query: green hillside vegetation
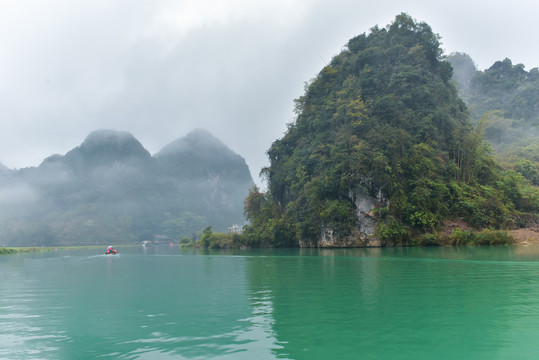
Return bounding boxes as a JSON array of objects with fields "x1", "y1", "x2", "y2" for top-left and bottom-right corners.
[
  {"x1": 448, "y1": 53, "x2": 539, "y2": 187},
  {"x1": 240, "y1": 14, "x2": 539, "y2": 248}
]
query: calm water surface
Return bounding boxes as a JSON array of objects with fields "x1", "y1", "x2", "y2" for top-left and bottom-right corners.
[{"x1": 2, "y1": 246, "x2": 539, "y2": 359}]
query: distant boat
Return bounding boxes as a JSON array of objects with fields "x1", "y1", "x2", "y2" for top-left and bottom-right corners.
[{"x1": 105, "y1": 247, "x2": 118, "y2": 255}]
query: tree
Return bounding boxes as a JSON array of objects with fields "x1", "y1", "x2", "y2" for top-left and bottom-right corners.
[{"x1": 242, "y1": 14, "x2": 535, "y2": 247}]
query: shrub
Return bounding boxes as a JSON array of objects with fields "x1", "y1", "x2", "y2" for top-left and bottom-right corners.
[
  {"x1": 199, "y1": 226, "x2": 244, "y2": 249},
  {"x1": 179, "y1": 237, "x2": 193, "y2": 248},
  {"x1": 408, "y1": 233, "x2": 440, "y2": 247},
  {"x1": 179, "y1": 237, "x2": 192, "y2": 245},
  {"x1": 451, "y1": 228, "x2": 513, "y2": 246},
  {"x1": 376, "y1": 217, "x2": 409, "y2": 245}
]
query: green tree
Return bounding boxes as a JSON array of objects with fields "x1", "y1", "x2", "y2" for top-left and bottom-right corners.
[{"x1": 243, "y1": 14, "x2": 537, "y2": 247}]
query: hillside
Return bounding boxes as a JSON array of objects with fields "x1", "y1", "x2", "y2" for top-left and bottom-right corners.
[
  {"x1": 448, "y1": 53, "x2": 539, "y2": 186},
  {"x1": 0, "y1": 129, "x2": 253, "y2": 246},
  {"x1": 242, "y1": 14, "x2": 539, "y2": 248}
]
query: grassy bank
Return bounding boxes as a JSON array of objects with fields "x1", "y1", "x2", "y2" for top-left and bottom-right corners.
[
  {"x1": 0, "y1": 247, "x2": 44, "y2": 255},
  {"x1": 0, "y1": 245, "x2": 128, "y2": 255}
]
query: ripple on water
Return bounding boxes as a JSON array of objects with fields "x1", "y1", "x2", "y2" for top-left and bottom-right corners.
[{"x1": 4, "y1": 247, "x2": 539, "y2": 359}]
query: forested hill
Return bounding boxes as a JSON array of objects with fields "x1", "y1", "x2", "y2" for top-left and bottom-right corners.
[
  {"x1": 0, "y1": 129, "x2": 253, "y2": 246},
  {"x1": 448, "y1": 53, "x2": 539, "y2": 186},
  {"x1": 242, "y1": 13, "x2": 539, "y2": 248}
]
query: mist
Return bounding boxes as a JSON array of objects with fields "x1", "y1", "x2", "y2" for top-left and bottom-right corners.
[
  {"x1": 1, "y1": 1, "x2": 539, "y2": 188},
  {"x1": 0, "y1": 130, "x2": 253, "y2": 246}
]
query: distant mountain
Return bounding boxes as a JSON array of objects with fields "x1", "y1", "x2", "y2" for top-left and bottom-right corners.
[
  {"x1": 448, "y1": 53, "x2": 539, "y2": 186},
  {"x1": 62, "y1": 129, "x2": 153, "y2": 169},
  {"x1": 0, "y1": 129, "x2": 254, "y2": 246},
  {"x1": 156, "y1": 129, "x2": 250, "y2": 179}
]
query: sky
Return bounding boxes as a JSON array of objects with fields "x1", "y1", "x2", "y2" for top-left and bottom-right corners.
[{"x1": 1, "y1": 0, "x2": 538, "y2": 187}]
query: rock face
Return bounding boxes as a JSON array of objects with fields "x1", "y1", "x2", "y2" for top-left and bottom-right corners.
[
  {"x1": 0, "y1": 129, "x2": 254, "y2": 246},
  {"x1": 314, "y1": 187, "x2": 388, "y2": 247}
]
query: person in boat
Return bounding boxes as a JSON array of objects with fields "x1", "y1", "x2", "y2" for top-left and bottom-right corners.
[{"x1": 106, "y1": 246, "x2": 117, "y2": 254}]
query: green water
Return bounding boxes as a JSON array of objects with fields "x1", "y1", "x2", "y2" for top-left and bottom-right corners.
[{"x1": 2, "y1": 246, "x2": 539, "y2": 359}]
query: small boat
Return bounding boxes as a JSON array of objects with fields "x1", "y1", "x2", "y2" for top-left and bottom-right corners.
[{"x1": 106, "y1": 246, "x2": 118, "y2": 255}]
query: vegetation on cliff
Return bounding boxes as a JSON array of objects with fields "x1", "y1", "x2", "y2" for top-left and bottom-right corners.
[
  {"x1": 241, "y1": 14, "x2": 539, "y2": 247},
  {"x1": 448, "y1": 53, "x2": 539, "y2": 187}
]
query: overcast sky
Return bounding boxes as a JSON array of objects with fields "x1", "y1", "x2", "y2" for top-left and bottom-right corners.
[{"x1": 1, "y1": 0, "x2": 538, "y2": 187}]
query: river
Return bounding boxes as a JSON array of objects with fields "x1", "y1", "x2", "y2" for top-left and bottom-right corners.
[{"x1": 2, "y1": 245, "x2": 539, "y2": 359}]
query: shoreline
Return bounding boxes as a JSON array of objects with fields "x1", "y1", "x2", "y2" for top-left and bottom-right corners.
[
  {"x1": 508, "y1": 228, "x2": 539, "y2": 245},
  {"x1": 0, "y1": 245, "x2": 133, "y2": 255},
  {"x1": 2, "y1": 231, "x2": 539, "y2": 255}
]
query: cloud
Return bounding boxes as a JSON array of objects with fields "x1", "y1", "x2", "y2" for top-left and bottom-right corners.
[
  {"x1": 0, "y1": 184, "x2": 38, "y2": 205},
  {"x1": 0, "y1": 0, "x2": 538, "y2": 189}
]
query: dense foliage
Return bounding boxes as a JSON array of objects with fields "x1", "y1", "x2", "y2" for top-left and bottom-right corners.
[
  {"x1": 448, "y1": 53, "x2": 539, "y2": 187},
  {"x1": 242, "y1": 14, "x2": 538, "y2": 247},
  {"x1": 198, "y1": 226, "x2": 242, "y2": 249}
]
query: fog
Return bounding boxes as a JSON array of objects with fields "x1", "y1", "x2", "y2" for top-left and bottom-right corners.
[
  {"x1": 0, "y1": 130, "x2": 253, "y2": 245},
  {"x1": 1, "y1": 0, "x2": 538, "y2": 187},
  {"x1": 0, "y1": 184, "x2": 38, "y2": 205}
]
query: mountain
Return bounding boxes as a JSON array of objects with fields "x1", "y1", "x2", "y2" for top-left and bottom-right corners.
[
  {"x1": 447, "y1": 53, "x2": 539, "y2": 186},
  {"x1": 0, "y1": 129, "x2": 254, "y2": 246},
  {"x1": 156, "y1": 128, "x2": 252, "y2": 181},
  {"x1": 153, "y1": 129, "x2": 254, "y2": 237},
  {"x1": 242, "y1": 14, "x2": 539, "y2": 248}
]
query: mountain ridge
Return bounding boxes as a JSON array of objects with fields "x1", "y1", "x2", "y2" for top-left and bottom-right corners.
[{"x1": 0, "y1": 129, "x2": 254, "y2": 246}]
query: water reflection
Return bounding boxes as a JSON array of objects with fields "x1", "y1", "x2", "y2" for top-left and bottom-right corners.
[
  {"x1": 237, "y1": 289, "x2": 287, "y2": 359},
  {"x1": 243, "y1": 246, "x2": 539, "y2": 360},
  {"x1": 3, "y1": 246, "x2": 539, "y2": 359}
]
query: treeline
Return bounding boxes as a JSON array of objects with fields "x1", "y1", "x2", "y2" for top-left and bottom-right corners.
[
  {"x1": 448, "y1": 54, "x2": 539, "y2": 187},
  {"x1": 189, "y1": 226, "x2": 516, "y2": 249}
]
